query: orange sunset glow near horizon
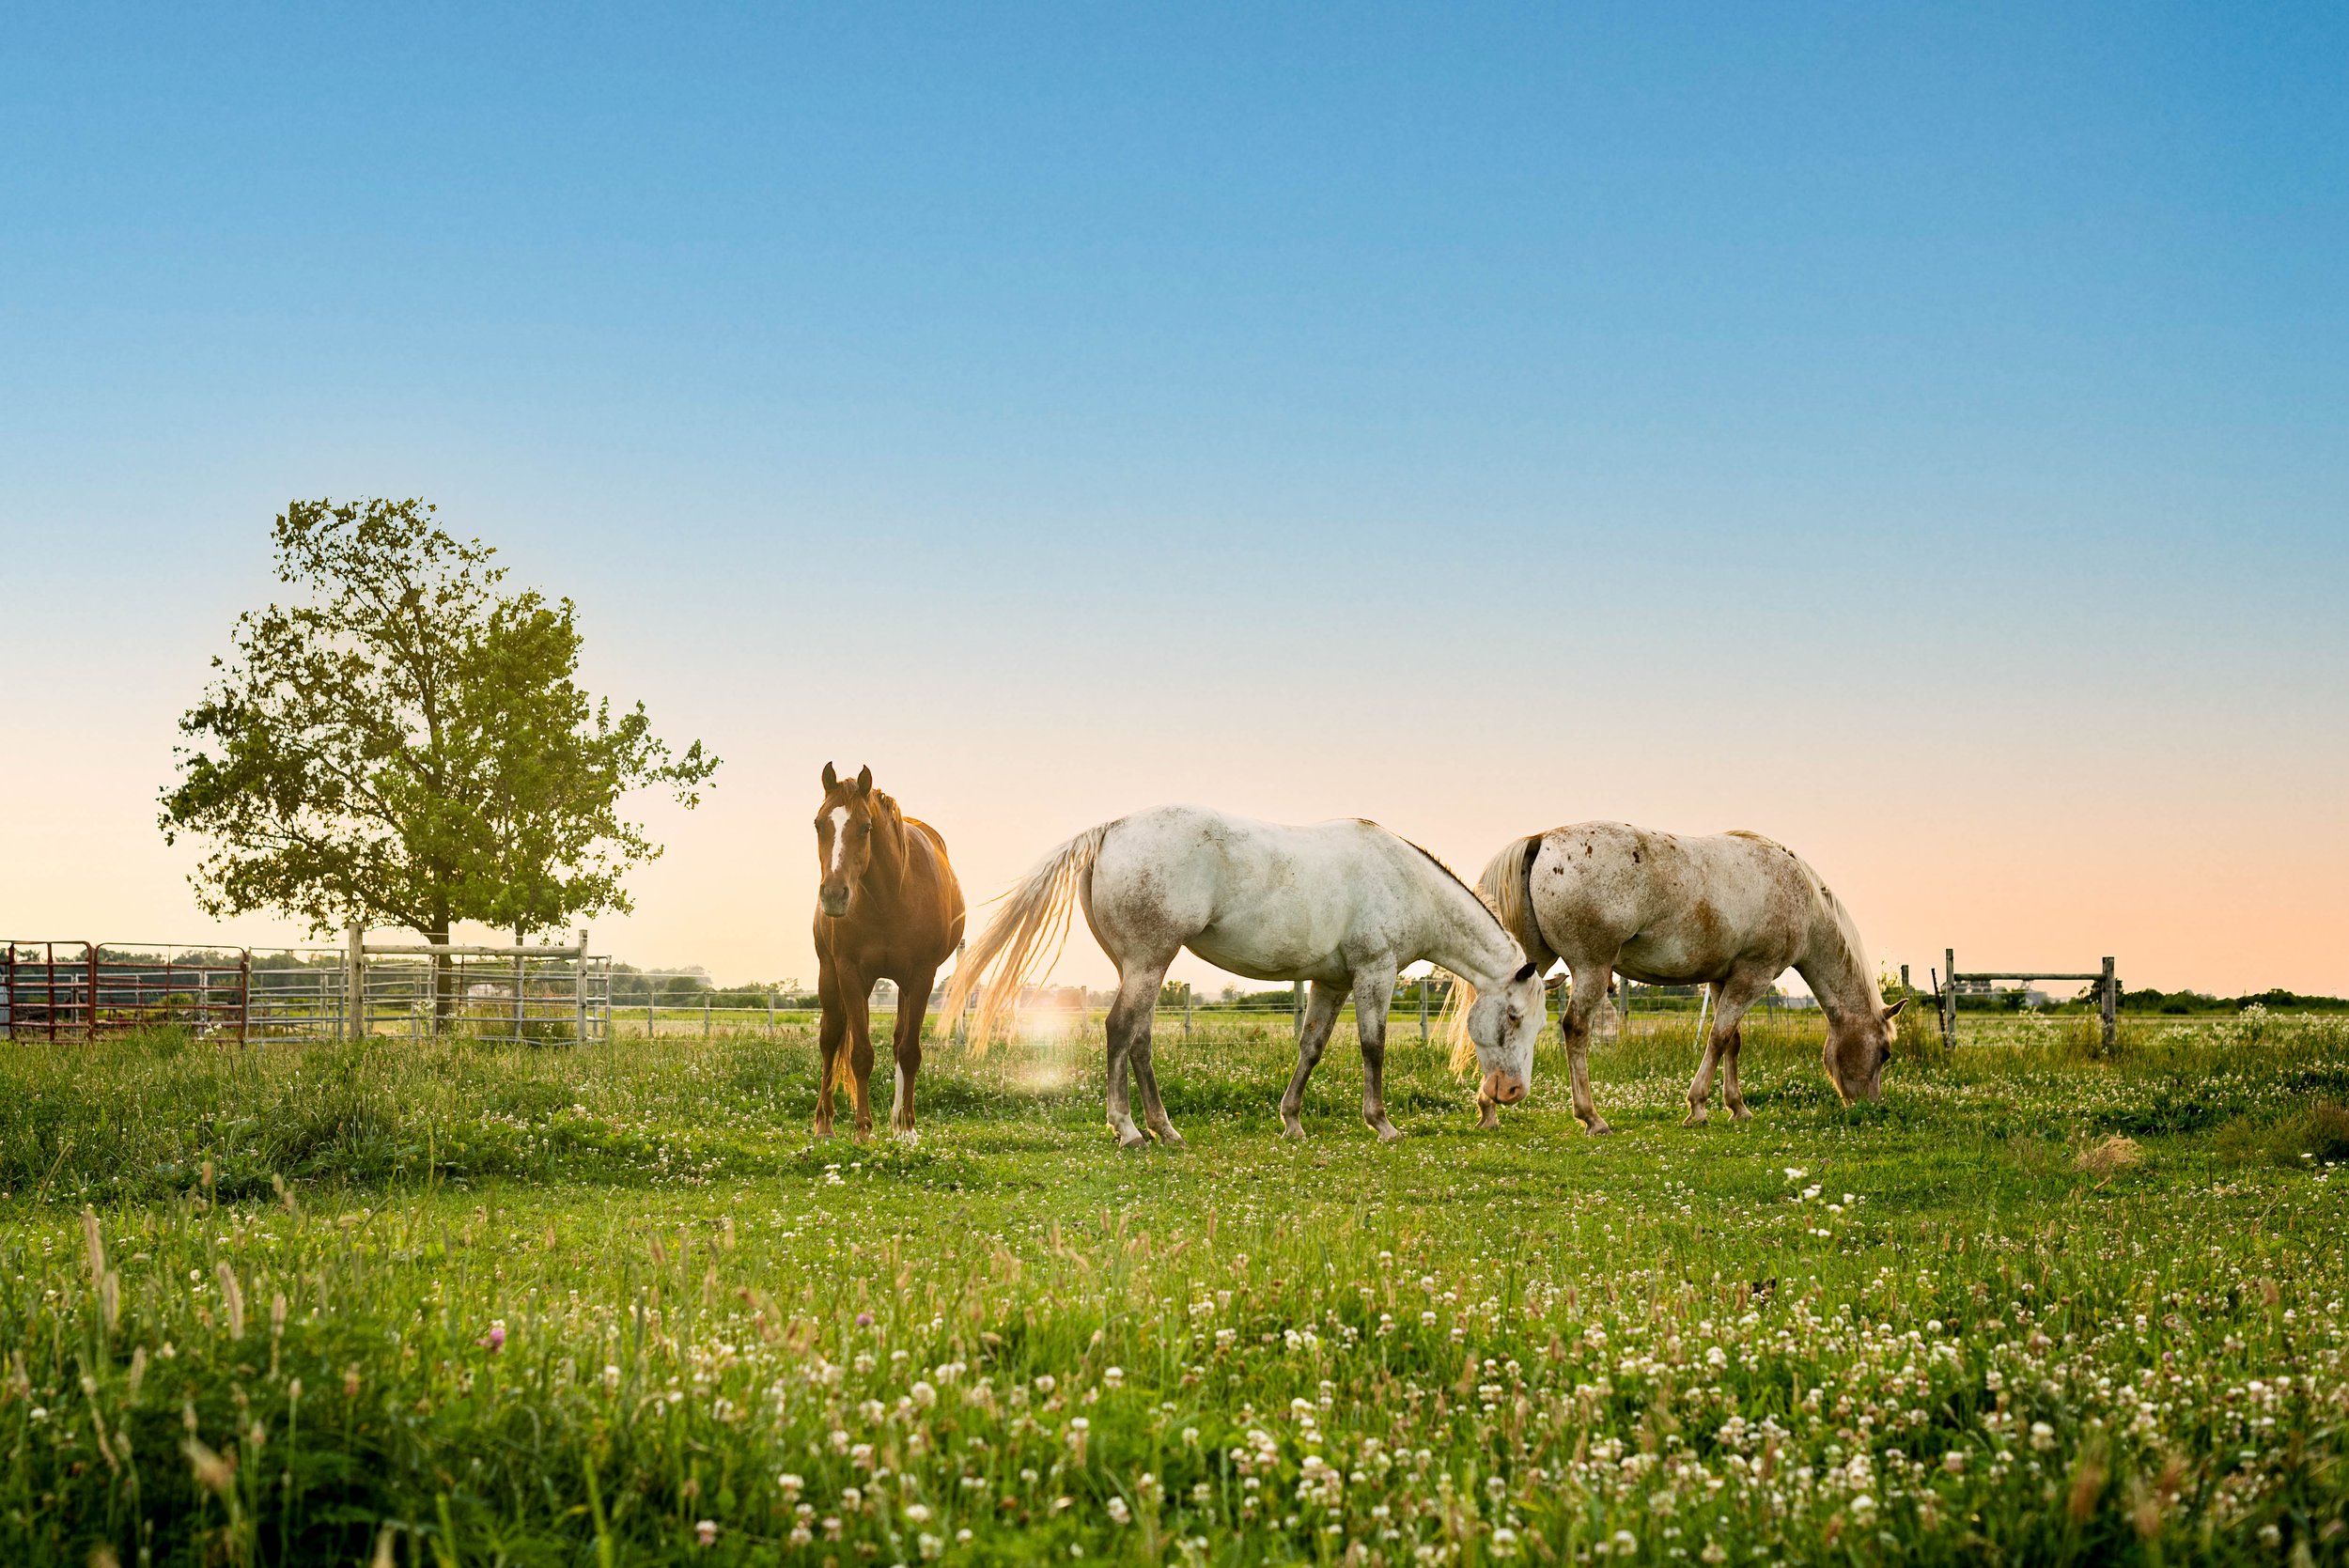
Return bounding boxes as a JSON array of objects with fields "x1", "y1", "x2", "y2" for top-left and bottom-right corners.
[{"x1": 6, "y1": 516, "x2": 2345, "y2": 1003}]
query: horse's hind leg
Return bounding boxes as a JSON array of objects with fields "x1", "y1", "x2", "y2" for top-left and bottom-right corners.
[
  {"x1": 1352, "y1": 967, "x2": 1404, "y2": 1142},
  {"x1": 1558, "y1": 961, "x2": 1614, "y2": 1136},
  {"x1": 1123, "y1": 967, "x2": 1184, "y2": 1147},
  {"x1": 1103, "y1": 959, "x2": 1173, "y2": 1150},
  {"x1": 1278, "y1": 982, "x2": 1346, "y2": 1141},
  {"x1": 889, "y1": 964, "x2": 937, "y2": 1140}
]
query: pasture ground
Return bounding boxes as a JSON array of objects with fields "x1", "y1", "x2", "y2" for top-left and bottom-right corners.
[{"x1": 2, "y1": 1009, "x2": 2345, "y2": 1565}]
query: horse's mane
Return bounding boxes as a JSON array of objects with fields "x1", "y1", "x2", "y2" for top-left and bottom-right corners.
[{"x1": 1727, "y1": 830, "x2": 1873, "y2": 996}]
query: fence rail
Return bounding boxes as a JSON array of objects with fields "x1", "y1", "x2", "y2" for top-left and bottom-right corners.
[{"x1": 8, "y1": 939, "x2": 1822, "y2": 1047}]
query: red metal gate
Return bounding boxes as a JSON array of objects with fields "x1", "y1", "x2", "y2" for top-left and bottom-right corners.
[{"x1": 3, "y1": 942, "x2": 250, "y2": 1042}]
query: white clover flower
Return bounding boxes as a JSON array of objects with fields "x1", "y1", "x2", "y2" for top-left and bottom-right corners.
[
  {"x1": 1107, "y1": 1497, "x2": 1132, "y2": 1525},
  {"x1": 1103, "y1": 1365, "x2": 1125, "y2": 1389},
  {"x1": 910, "y1": 1380, "x2": 937, "y2": 1408}
]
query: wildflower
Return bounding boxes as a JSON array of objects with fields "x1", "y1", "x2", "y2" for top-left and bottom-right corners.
[
  {"x1": 1103, "y1": 1365, "x2": 1125, "y2": 1389},
  {"x1": 1943, "y1": 1452, "x2": 1967, "y2": 1473},
  {"x1": 1490, "y1": 1527, "x2": 1519, "y2": 1559},
  {"x1": 910, "y1": 1380, "x2": 938, "y2": 1408},
  {"x1": 2030, "y1": 1422, "x2": 2056, "y2": 1452},
  {"x1": 1107, "y1": 1498, "x2": 1132, "y2": 1526},
  {"x1": 904, "y1": 1503, "x2": 933, "y2": 1524},
  {"x1": 477, "y1": 1321, "x2": 506, "y2": 1354},
  {"x1": 695, "y1": 1520, "x2": 717, "y2": 1546},
  {"x1": 779, "y1": 1472, "x2": 804, "y2": 1498},
  {"x1": 855, "y1": 1312, "x2": 873, "y2": 1327},
  {"x1": 1612, "y1": 1530, "x2": 1638, "y2": 1555},
  {"x1": 1036, "y1": 1374, "x2": 1057, "y2": 1394}
]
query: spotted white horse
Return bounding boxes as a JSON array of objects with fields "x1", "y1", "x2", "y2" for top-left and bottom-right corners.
[
  {"x1": 940, "y1": 805, "x2": 1547, "y2": 1147},
  {"x1": 1468, "y1": 823, "x2": 1905, "y2": 1133}
]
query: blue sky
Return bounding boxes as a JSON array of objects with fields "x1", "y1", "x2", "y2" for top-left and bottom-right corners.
[{"x1": 3, "y1": 4, "x2": 2343, "y2": 992}]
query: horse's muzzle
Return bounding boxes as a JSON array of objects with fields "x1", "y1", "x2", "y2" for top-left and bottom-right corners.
[
  {"x1": 1481, "y1": 1069, "x2": 1527, "y2": 1106},
  {"x1": 819, "y1": 888, "x2": 850, "y2": 919}
]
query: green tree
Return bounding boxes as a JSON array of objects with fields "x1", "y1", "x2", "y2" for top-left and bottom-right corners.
[{"x1": 159, "y1": 498, "x2": 717, "y2": 1017}]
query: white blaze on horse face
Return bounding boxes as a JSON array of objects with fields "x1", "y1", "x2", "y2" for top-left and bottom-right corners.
[{"x1": 826, "y1": 808, "x2": 849, "y2": 876}]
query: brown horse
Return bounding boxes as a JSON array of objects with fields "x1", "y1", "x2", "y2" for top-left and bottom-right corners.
[{"x1": 811, "y1": 763, "x2": 966, "y2": 1139}]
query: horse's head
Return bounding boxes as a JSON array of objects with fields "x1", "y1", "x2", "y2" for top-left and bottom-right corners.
[
  {"x1": 1825, "y1": 997, "x2": 1906, "y2": 1104},
  {"x1": 815, "y1": 762, "x2": 882, "y2": 919},
  {"x1": 1468, "y1": 961, "x2": 1546, "y2": 1106}
]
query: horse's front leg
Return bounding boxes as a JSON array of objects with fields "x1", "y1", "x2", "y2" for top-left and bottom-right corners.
[
  {"x1": 1353, "y1": 968, "x2": 1404, "y2": 1142},
  {"x1": 845, "y1": 982, "x2": 877, "y2": 1141},
  {"x1": 1685, "y1": 982, "x2": 1727, "y2": 1126},
  {"x1": 814, "y1": 962, "x2": 848, "y2": 1138},
  {"x1": 889, "y1": 965, "x2": 937, "y2": 1140},
  {"x1": 1690, "y1": 971, "x2": 1771, "y2": 1126},
  {"x1": 1278, "y1": 981, "x2": 1346, "y2": 1140}
]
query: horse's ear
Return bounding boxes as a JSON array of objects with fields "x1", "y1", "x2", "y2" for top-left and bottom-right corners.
[
  {"x1": 821, "y1": 762, "x2": 838, "y2": 791},
  {"x1": 1883, "y1": 998, "x2": 1908, "y2": 1020},
  {"x1": 1514, "y1": 962, "x2": 1537, "y2": 984},
  {"x1": 855, "y1": 765, "x2": 872, "y2": 797}
]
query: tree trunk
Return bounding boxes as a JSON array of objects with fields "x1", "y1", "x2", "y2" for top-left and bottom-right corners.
[{"x1": 429, "y1": 917, "x2": 455, "y2": 1032}]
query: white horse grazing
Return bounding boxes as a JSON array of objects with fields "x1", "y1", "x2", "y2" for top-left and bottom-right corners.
[
  {"x1": 1467, "y1": 823, "x2": 1905, "y2": 1133},
  {"x1": 939, "y1": 806, "x2": 1547, "y2": 1148}
]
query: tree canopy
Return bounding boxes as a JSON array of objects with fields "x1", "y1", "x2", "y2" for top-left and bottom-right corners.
[{"x1": 160, "y1": 498, "x2": 718, "y2": 946}]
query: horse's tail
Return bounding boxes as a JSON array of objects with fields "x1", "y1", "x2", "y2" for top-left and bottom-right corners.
[
  {"x1": 937, "y1": 821, "x2": 1112, "y2": 1054},
  {"x1": 1447, "y1": 832, "x2": 1549, "y2": 1072}
]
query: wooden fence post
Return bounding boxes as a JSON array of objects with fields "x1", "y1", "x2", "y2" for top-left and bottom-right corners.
[
  {"x1": 1183, "y1": 984, "x2": 1192, "y2": 1043},
  {"x1": 2100, "y1": 956, "x2": 2117, "y2": 1051},
  {"x1": 1942, "y1": 948, "x2": 1958, "y2": 1050},
  {"x1": 575, "y1": 929, "x2": 590, "y2": 1046},
  {"x1": 1292, "y1": 980, "x2": 1304, "y2": 1040},
  {"x1": 512, "y1": 930, "x2": 525, "y2": 1044},
  {"x1": 238, "y1": 951, "x2": 250, "y2": 1048},
  {"x1": 346, "y1": 924, "x2": 366, "y2": 1043},
  {"x1": 1419, "y1": 978, "x2": 1430, "y2": 1044}
]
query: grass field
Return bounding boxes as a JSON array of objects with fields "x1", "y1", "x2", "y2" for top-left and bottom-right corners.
[{"x1": 2, "y1": 1007, "x2": 2345, "y2": 1566}]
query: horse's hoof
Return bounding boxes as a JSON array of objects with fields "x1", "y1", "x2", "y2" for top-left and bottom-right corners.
[
  {"x1": 893, "y1": 1126, "x2": 921, "y2": 1145},
  {"x1": 1683, "y1": 1110, "x2": 1708, "y2": 1128},
  {"x1": 1116, "y1": 1130, "x2": 1148, "y2": 1151},
  {"x1": 1149, "y1": 1125, "x2": 1186, "y2": 1148},
  {"x1": 1585, "y1": 1121, "x2": 1614, "y2": 1137},
  {"x1": 1280, "y1": 1123, "x2": 1308, "y2": 1142},
  {"x1": 1374, "y1": 1123, "x2": 1406, "y2": 1144},
  {"x1": 1730, "y1": 1109, "x2": 1753, "y2": 1125},
  {"x1": 813, "y1": 1124, "x2": 834, "y2": 1140}
]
